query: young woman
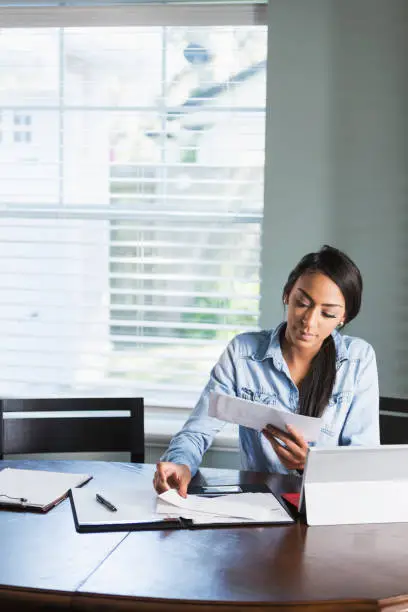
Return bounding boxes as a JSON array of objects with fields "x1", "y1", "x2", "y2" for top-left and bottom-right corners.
[{"x1": 153, "y1": 245, "x2": 379, "y2": 496}]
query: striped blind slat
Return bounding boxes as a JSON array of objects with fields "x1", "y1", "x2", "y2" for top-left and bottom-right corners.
[{"x1": 0, "y1": 19, "x2": 266, "y2": 408}]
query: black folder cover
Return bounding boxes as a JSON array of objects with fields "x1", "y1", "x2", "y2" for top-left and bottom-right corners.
[{"x1": 69, "y1": 483, "x2": 293, "y2": 533}]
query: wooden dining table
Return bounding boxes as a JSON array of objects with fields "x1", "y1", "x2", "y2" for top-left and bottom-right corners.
[{"x1": 1, "y1": 458, "x2": 408, "y2": 612}]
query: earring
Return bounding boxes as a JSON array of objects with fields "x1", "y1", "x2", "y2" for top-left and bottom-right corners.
[{"x1": 337, "y1": 322, "x2": 344, "y2": 329}]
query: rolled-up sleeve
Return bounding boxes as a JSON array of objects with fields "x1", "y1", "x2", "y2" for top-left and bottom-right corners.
[
  {"x1": 160, "y1": 336, "x2": 239, "y2": 476},
  {"x1": 339, "y1": 344, "x2": 380, "y2": 446}
]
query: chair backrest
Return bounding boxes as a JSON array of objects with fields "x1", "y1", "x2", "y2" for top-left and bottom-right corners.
[
  {"x1": 379, "y1": 396, "x2": 408, "y2": 444},
  {"x1": 0, "y1": 397, "x2": 144, "y2": 463}
]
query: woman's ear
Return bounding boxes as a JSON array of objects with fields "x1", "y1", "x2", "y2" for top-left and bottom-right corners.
[{"x1": 283, "y1": 293, "x2": 288, "y2": 305}]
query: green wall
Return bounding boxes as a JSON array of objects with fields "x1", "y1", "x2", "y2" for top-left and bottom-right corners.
[{"x1": 261, "y1": 0, "x2": 408, "y2": 398}]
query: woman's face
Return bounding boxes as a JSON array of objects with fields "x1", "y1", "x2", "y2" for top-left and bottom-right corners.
[{"x1": 284, "y1": 271, "x2": 346, "y2": 351}]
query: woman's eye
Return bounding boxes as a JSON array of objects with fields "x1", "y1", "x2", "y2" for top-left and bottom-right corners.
[
  {"x1": 322, "y1": 312, "x2": 337, "y2": 319},
  {"x1": 296, "y1": 300, "x2": 309, "y2": 308}
]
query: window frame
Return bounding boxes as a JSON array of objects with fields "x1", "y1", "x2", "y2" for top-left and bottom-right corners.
[
  {"x1": 0, "y1": 2, "x2": 268, "y2": 450},
  {"x1": 0, "y1": 3, "x2": 267, "y2": 29}
]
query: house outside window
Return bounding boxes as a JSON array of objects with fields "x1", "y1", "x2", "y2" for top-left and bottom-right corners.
[{"x1": 13, "y1": 112, "x2": 32, "y2": 143}]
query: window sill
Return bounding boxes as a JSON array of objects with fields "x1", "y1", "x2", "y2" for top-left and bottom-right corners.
[{"x1": 145, "y1": 407, "x2": 239, "y2": 452}]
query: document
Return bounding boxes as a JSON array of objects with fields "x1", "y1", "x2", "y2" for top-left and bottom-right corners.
[
  {"x1": 157, "y1": 489, "x2": 294, "y2": 524},
  {"x1": 70, "y1": 487, "x2": 182, "y2": 532},
  {"x1": 0, "y1": 467, "x2": 92, "y2": 512},
  {"x1": 209, "y1": 392, "x2": 322, "y2": 442},
  {"x1": 70, "y1": 486, "x2": 294, "y2": 532}
]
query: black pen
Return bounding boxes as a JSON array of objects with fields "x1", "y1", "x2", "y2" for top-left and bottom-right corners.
[{"x1": 95, "y1": 493, "x2": 117, "y2": 512}]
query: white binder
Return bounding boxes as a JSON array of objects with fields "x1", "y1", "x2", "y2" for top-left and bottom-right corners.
[{"x1": 300, "y1": 445, "x2": 408, "y2": 526}]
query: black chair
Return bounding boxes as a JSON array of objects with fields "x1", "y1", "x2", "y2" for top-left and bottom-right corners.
[
  {"x1": 379, "y1": 396, "x2": 408, "y2": 445},
  {"x1": 0, "y1": 397, "x2": 144, "y2": 463}
]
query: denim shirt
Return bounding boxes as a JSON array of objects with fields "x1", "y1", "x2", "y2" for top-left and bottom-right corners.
[{"x1": 161, "y1": 322, "x2": 380, "y2": 476}]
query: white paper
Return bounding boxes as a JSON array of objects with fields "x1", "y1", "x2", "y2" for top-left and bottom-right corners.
[
  {"x1": 71, "y1": 487, "x2": 173, "y2": 526},
  {"x1": 154, "y1": 504, "x2": 246, "y2": 525},
  {"x1": 71, "y1": 488, "x2": 293, "y2": 527},
  {"x1": 157, "y1": 490, "x2": 293, "y2": 523},
  {"x1": 209, "y1": 392, "x2": 322, "y2": 442},
  {"x1": 0, "y1": 468, "x2": 91, "y2": 509}
]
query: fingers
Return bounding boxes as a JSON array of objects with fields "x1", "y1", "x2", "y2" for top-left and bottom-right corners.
[
  {"x1": 153, "y1": 462, "x2": 172, "y2": 494},
  {"x1": 286, "y1": 424, "x2": 308, "y2": 447},
  {"x1": 262, "y1": 425, "x2": 307, "y2": 470},
  {"x1": 264, "y1": 424, "x2": 296, "y2": 444},
  {"x1": 176, "y1": 464, "x2": 191, "y2": 498},
  {"x1": 265, "y1": 425, "x2": 307, "y2": 454},
  {"x1": 153, "y1": 462, "x2": 191, "y2": 498},
  {"x1": 262, "y1": 427, "x2": 302, "y2": 458},
  {"x1": 269, "y1": 437, "x2": 304, "y2": 469},
  {"x1": 178, "y1": 476, "x2": 189, "y2": 499}
]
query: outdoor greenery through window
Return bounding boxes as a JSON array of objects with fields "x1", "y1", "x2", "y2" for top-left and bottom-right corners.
[{"x1": 0, "y1": 22, "x2": 267, "y2": 409}]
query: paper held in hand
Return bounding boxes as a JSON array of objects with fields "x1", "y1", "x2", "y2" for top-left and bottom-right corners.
[{"x1": 209, "y1": 391, "x2": 322, "y2": 442}]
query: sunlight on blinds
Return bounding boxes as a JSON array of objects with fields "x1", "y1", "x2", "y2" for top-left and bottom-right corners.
[{"x1": 0, "y1": 24, "x2": 267, "y2": 408}]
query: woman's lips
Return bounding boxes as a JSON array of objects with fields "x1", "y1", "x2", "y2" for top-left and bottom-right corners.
[{"x1": 298, "y1": 330, "x2": 315, "y2": 340}]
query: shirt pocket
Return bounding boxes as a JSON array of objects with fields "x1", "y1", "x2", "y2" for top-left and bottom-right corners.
[
  {"x1": 320, "y1": 391, "x2": 352, "y2": 438},
  {"x1": 240, "y1": 387, "x2": 278, "y2": 405}
]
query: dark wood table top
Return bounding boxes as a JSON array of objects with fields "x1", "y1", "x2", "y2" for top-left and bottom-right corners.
[{"x1": 1, "y1": 459, "x2": 407, "y2": 612}]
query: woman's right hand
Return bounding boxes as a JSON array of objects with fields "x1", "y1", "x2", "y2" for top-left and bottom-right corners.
[{"x1": 153, "y1": 461, "x2": 192, "y2": 498}]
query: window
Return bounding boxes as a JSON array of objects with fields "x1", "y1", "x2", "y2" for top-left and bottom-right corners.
[
  {"x1": 0, "y1": 3, "x2": 267, "y2": 411},
  {"x1": 14, "y1": 113, "x2": 32, "y2": 127},
  {"x1": 13, "y1": 112, "x2": 32, "y2": 143},
  {"x1": 14, "y1": 131, "x2": 32, "y2": 143}
]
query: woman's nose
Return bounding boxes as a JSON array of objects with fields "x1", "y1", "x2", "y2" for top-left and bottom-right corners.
[{"x1": 302, "y1": 307, "x2": 318, "y2": 327}]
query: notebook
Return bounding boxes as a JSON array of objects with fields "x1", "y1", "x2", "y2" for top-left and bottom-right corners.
[
  {"x1": 69, "y1": 485, "x2": 294, "y2": 533},
  {"x1": 0, "y1": 467, "x2": 92, "y2": 512}
]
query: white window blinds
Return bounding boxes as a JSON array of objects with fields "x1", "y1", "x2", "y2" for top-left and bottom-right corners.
[{"x1": 0, "y1": 6, "x2": 267, "y2": 409}]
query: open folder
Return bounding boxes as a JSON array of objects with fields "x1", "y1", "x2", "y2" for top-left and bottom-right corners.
[
  {"x1": 69, "y1": 485, "x2": 294, "y2": 533},
  {"x1": 0, "y1": 467, "x2": 92, "y2": 512}
]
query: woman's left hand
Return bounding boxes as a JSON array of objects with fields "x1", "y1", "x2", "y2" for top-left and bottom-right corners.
[{"x1": 262, "y1": 424, "x2": 308, "y2": 471}]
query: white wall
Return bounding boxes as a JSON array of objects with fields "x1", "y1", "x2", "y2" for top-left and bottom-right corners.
[{"x1": 261, "y1": 0, "x2": 408, "y2": 398}]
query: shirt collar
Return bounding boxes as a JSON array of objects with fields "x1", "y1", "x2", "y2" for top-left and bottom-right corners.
[
  {"x1": 252, "y1": 322, "x2": 286, "y2": 368},
  {"x1": 253, "y1": 321, "x2": 349, "y2": 366}
]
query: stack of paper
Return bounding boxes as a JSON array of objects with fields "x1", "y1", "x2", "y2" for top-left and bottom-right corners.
[
  {"x1": 156, "y1": 489, "x2": 294, "y2": 525},
  {"x1": 69, "y1": 486, "x2": 294, "y2": 532}
]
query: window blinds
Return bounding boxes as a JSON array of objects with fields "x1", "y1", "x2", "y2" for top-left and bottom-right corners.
[{"x1": 0, "y1": 15, "x2": 267, "y2": 408}]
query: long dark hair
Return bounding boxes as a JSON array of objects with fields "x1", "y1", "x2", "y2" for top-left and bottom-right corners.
[{"x1": 282, "y1": 245, "x2": 363, "y2": 418}]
